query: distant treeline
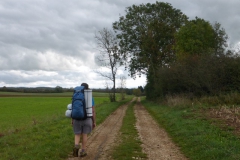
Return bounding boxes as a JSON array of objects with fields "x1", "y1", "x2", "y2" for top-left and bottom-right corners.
[
  {"x1": 0, "y1": 86, "x2": 144, "y2": 95},
  {"x1": 0, "y1": 86, "x2": 69, "y2": 93}
]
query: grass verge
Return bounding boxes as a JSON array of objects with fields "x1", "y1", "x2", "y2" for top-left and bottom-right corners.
[
  {"x1": 111, "y1": 99, "x2": 147, "y2": 160},
  {"x1": 141, "y1": 99, "x2": 240, "y2": 160}
]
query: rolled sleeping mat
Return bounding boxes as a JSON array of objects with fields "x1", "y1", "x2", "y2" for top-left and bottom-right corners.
[
  {"x1": 65, "y1": 109, "x2": 72, "y2": 118},
  {"x1": 67, "y1": 104, "x2": 72, "y2": 110},
  {"x1": 84, "y1": 89, "x2": 93, "y2": 117}
]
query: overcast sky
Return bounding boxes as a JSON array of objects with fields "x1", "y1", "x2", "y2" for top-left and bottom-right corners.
[{"x1": 0, "y1": 0, "x2": 240, "y2": 89}]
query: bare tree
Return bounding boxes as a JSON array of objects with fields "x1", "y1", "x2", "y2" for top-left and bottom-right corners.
[
  {"x1": 95, "y1": 28, "x2": 121, "y2": 102},
  {"x1": 119, "y1": 76, "x2": 126, "y2": 100},
  {"x1": 104, "y1": 81, "x2": 115, "y2": 101}
]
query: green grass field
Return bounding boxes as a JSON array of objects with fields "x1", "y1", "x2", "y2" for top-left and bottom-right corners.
[
  {"x1": 2, "y1": 92, "x2": 240, "y2": 159},
  {"x1": 0, "y1": 91, "x2": 111, "y2": 97},
  {"x1": 0, "y1": 92, "x2": 133, "y2": 160},
  {"x1": 0, "y1": 97, "x2": 69, "y2": 134}
]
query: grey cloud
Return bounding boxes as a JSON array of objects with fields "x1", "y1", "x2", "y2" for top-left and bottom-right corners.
[
  {"x1": 0, "y1": 0, "x2": 239, "y2": 88},
  {"x1": 0, "y1": 70, "x2": 87, "y2": 86},
  {"x1": 0, "y1": 69, "x2": 133, "y2": 88},
  {"x1": 0, "y1": 1, "x2": 102, "y2": 62}
]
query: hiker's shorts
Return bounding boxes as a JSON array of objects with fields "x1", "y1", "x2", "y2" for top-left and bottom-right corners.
[{"x1": 73, "y1": 118, "x2": 93, "y2": 134}]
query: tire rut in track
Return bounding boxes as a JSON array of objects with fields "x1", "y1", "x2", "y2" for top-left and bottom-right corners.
[
  {"x1": 67, "y1": 98, "x2": 135, "y2": 160},
  {"x1": 134, "y1": 97, "x2": 187, "y2": 160}
]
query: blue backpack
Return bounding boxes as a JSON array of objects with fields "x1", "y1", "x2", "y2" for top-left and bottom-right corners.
[{"x1": 71, "y1": 86, "x2": 87, "y2": 120}]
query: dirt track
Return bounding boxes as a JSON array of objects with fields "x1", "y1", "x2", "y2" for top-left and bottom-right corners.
[
  {"x1": 67, "y1": 97, "x2": 187, "y2": 160},
  {"x1": 134, "y1": 98, "x2": 187, "y2": 160}
]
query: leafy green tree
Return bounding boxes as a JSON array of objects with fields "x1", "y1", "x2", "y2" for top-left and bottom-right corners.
[
  {"x1": 55, "y1": 86, "x2": 63, "y2": 93},
  {"x1": 113, "y1": 2, "x2": 188, "y2": 78},
  {"x1": 125, "y1": 88, "x2": 133, "y2": 95},
  {"x1": 212, "y1": 22, "x2": 228, "y2": 55},
  {"x1": 133, "y1": 89, "x2": 141, "y2": 97},
  {"x1": 174, "y1": 17, "x2": 228, "y2": 58},
  {"x1": 138, "y1": 86, "x2": 144, "y2": 93},
  {"x1": 2, "y1": 86, "x2": 7, "y2": 91},
  {"x1": 113, "y1": 2, "x2": 188, "y2": 99}
]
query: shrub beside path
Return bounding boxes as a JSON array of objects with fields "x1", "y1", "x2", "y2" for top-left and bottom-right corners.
[{"x1": 134, "y1": 97, "x2": 187, "y2": 160}]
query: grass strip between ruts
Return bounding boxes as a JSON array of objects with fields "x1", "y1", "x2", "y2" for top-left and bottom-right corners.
[
  {"x1": 141, "y1": 99, "x2": 240, "y2": 160},
  {"x1": 111, "y1": 99, "x2": 147, "y2": 160}
]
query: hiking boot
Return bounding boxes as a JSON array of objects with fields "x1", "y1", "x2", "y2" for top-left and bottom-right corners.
[
  {"x1": 73, "y1": 147, "x2": 79, "y2": 157},
  {"x1": 80, "y1": 151, "x2": 87, "y2": 157}
]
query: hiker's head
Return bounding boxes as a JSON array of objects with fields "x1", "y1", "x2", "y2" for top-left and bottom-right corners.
[{"x1": 81, "y1": 83, "x2": 89, "y2": 89}]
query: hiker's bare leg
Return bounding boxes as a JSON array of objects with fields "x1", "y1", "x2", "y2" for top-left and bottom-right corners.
[
  {"x1": 73, "y1": 134, "x2": 81, "y2": 157},
  {"x1": 75, "y1": 134, "x2": 81, "y2": 145},
  {"x1": 82, "y1": 134, "x2": 87, "y2": 150}
]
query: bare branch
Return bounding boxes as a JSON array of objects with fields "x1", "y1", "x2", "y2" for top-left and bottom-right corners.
[{"x1": 94, "y1": 28, "x2": 122, "y2": 102}]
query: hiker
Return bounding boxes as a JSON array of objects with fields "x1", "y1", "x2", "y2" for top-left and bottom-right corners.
[{"x1": 72, "y1": 83, "x2": 96, "y2": 157}]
